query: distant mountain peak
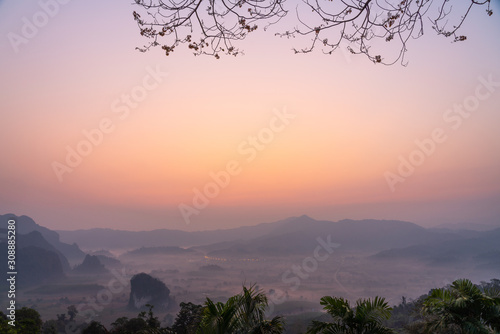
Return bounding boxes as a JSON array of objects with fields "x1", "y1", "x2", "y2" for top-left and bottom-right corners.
[
  {"x1": 286, "y1": 214, "x2": 316, "y2": 222},
  {"x1": 73, "y1": 254, "x2": 108, "y2": 274}
]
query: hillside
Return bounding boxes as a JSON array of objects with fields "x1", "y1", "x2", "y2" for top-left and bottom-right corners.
[
  {"x1": 0, "y1": 230, "x2": 67, "y2": 288},
  {"x1": 58, "y1": 215, "x2": 471, "y2": 256},
  {"x1": 17, "y1": 230, "x2": 70, "y2": 271},
  {"x1": 372, "y1": 227, "x2": 500, "y2": 269},
  {"x1": 56, "y1": 217, "x2": 295, "y2": 250},
  {"x1": 0, "y1": 214, "x2": 86, "y2": 265}
]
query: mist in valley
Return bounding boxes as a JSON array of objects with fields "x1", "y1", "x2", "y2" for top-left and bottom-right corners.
[{"x1": 2, "y1": 214, "x2": 499, "y2": 333}]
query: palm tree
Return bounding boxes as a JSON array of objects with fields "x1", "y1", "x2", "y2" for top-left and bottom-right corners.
[
  {"x1": 248, "y1": 317, "x2": 286, "y2": 334},
  {"x1": 422, "y1": 278, "x2": 500, "y2": 334},
  {"x1": 198, "y1": 296, "x2": 240, "y2": 334},
  {"x1": 197, "y1": 285, "x2": 285, "y2": 334},
  {"x1": 307, "y1": 296, "x2": 394, "y2": 334},
  {"x1": 239, "y1": 286, "x2": 284, "y2": 334},
  {"x1": 82, "y1": 321, "x2": 109, "y2": 334}
]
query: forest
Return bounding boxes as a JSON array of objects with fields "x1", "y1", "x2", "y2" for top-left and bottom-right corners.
[{"x1": 1, "y1": 278, "x2": 499, "y2": 334}]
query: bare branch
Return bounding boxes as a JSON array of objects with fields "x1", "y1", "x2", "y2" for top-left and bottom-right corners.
[{"x1": 132, "y1": 0, "x2": 492, "y2": 64}]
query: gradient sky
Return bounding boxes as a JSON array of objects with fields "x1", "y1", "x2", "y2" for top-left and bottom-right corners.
[{"x1": 1, "y1": 0, "x2": 499, "y2": 231}]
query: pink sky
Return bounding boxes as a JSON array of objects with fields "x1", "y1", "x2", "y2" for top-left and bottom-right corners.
[{"x1": 1, "y1": 0, "x2": 499, "y2": 231}]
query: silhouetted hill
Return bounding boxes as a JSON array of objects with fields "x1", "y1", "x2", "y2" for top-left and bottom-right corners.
[
  {"x1": 17, "y1": 230, "x2": 71, "y2": 271},
  {"x1": 0, "y1": 242, "x2": 65, "y2": 288},
  {"x1": 89, "y1": 249, "x2": 116, "y2": 257},
  {"x1": 56, "y1": 217, "x2": 294, "y2": 250},
  {"x1": 195, "y1": 217, "x2": 470, "y2": 257},
  {"x1": 56, "y1": 215, "x2": 481, "y2": 257},
  {"x1": 73, "y1": 254, "x2": 109, "y2": 274},
  {"x1": 95, "y1": 255, "x2": 122, "y2": 269},
  {"x1": 0, "y1": 227, "x2": 68, "y2": 287},
  {"x1": 57, "y1": 215, "x2": 437, "y2": 251},
  {"x1": 128, "y1": 273, "x2": 171, "y2": 311},
  {"x1": 372, "y1": 227, "x2": 500, "y2": 270},
  {"x1": 18, "y1": 246, "x2": 65, "y2": 287},
  {"x1": 0, "y1": 214, "x2": 86, "y2": 265},
  {"x1": 435, "y1": 221, "x2": 500, "y2": 231},
  {"x1": 15, "y1": 214, "x2": 498, "y2": 267},
  {"x1": 0, "y1": 214, "x2": 60, "y2": 244}
]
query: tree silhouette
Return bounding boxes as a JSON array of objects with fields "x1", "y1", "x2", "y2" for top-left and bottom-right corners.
[
  {"x1": 171, "y1": 302, "x2": 204, "y2": 334},
  {"x1": 422, "y1": 278, "x2": 500, "y2": 333},
  {"x1": 82, "y1": 320, "x2": 108, "y2": 334},
  {"x1": 67, "y1": 305, "x2": 78, "y2": 322},
  {"x1": 307, "y1": 296, "x2": 394, "y2": 333},
  {"x1": 132, "y1": 0, "x2": 493, "y2": 64},
  {"x1": 197, "y1": 285, "x2": 285, "y2": 333}
]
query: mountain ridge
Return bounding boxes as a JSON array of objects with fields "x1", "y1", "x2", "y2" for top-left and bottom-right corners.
[
  {"x1": 0, "y1": 213, "x2": 86, "y2": 265},
  {"x1": 55, "y1": 215, "x2": 471, "y2": 253}
]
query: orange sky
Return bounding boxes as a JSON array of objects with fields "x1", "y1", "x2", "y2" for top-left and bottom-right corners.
[{"x1": 1, "y1": 0, "x2": 499, "y2": 231}]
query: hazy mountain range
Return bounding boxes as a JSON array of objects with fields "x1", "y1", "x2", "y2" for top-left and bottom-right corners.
[
  {"x1": 2, "y1": 213, "x2": 500, "y2": 285},
  {"x1": 55, "y1": 215, "x2": 500, "y2": 257}
]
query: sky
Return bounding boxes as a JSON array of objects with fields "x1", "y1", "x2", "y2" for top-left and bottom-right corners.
[{"x1": 1, "y1": 0, "x2": 500, "y2": 231}]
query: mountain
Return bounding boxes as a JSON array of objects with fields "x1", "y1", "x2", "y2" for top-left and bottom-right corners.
[
  {"x1": 435, "y1": 221, "x2": 500, "y2": 231},
  {"x1": 0, "y1": 214, "x2": 86, "y2": 265},
  {"x1": 128, "y1": 273, "x2": 171, "y2": 311},
  {"x1": 0, "y1": 214, "x2": 60, "y2": 243},
  {"x1": 57, "y1": 215, "x2": 472, "y2": 256},
  {"x1": 0, "y1": 230, "x2": 66, "y2": 287},
  {"x1": 73, "y1": 254, "x2": 109, "y2": 275},
  {"x1": 16, "y1": 246, "x2": 65, "y2": 287},
  {"x1": 89, "y1": 249, "x2": 116, "y2": 257},
  {"x1": 372, "y1": 227, "x2": 500, "y2": 269},
  {"x1": 95, "y1": 255, "x2": 122, "y2": 269},
  {"x1": 193, "y1": 217, "x2": 471, "y2": 257},
  {"x1": 56, "y1": 216, "x2": 297, "y2": 250},
  {"x1": 9, "y1": 213, "x2": 497, "y2": 268},
  {"x1": 17, "y1": 230, "x2": 70, "y2": 271}
]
